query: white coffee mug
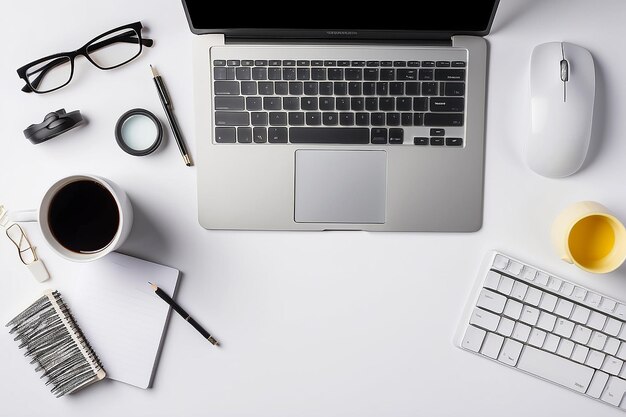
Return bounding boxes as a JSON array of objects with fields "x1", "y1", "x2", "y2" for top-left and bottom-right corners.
[{"x1": 12, "y1": 174, "x2": 133, "y2": 262}]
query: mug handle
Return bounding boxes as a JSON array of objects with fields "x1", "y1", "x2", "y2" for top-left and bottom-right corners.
[{"x1": 10, "y1": 209, "x2": 37, "y2": 222}]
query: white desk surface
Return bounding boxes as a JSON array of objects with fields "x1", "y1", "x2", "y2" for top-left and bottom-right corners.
[{"x1": 2, "y1": 0, "x2": 626, "y2": 415}]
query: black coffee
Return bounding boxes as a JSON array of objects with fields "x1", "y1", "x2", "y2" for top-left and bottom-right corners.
[{"x1": 48, "y1": 180, "x2": 120, "y2": 253}]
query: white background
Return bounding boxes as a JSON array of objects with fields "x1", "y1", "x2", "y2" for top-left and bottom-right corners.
[{"x1": 1, "y1": 0, "x2": 626, "y2": 415}]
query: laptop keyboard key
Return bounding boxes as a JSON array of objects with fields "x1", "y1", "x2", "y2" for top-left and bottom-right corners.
[
  {"x1": 290, "y1": 127, "x2": 369, "y2": 144},
  {"x1": 364, "y1": 69, "x2": 379, "y2": 81},
  {"x1": 390, "y1": 82, "x2": 404, "y2": 95},
  {"x1": 214, "y1": 67, "x2": 232, "y2": 80},
  {"x1": 320, "y1": 97, "x2": 335, "y2": 110},
  {"x1": 283, "y1": 97, "x2": 300, "y2": 110},
  {"x1": 397, "y1": 97, "x2": 412, "y2": 111},
  {"x1": 282, "y1": 68, "x2": 296, "y2": 80},
  {"x1": 366, "y1": 98, "x2": 378, "y2": 111},
  {"x1": 348, "y1": 82, "x2": 362, "y2": 95},
  {"x1": 430, "y1": 97, "x2": 465, "y2": 112},
  {"x1": 213, "y1": 60, "x2": 226, "y2": 66},
  {"x1": 376, "y1": 82, "x2": 388, "y2": 95},
  {"x1": 236, "y1": 67, "x2": 251, "y2": 80},
  {"x1": 401, "y1": 113, "x2": 413, "y2": 126},
  {"x1": 268, "y1": 68, "x2": 282, "y2": 80},
  {"x1": 351, "y1": 97, "x2": 365, "y2": 111},
  {"x1": 252, "y1": 67, "x2": 267, "y2": 80},
  {"x1": 214, "y1": 81, "x2": 240, "y2": 95},
  {"x1": 263, "y1": 97, "x2": 281, "y2": 110},
  {"x1": 397, "y1": 69, "x2": 417, "y2": 80},
  {"x1": 215, "y1": 127, "x2": 236, "y2": 143},
  {"x1": 274, "y1": 82, "x2": 288, "y2": 95},
  {"x1": 258, "y1": 82, "x2": 274, "y2": 95},
  {"x1": 419, "y1": 69, "x2": 434, "y2": 80},
  {"x1": 306, "y1": 112, "x2": 321, "y2": 126},
  {"x1": 389, "y1": 128, "x2": 404, "y2": 144},
  {"x1": 386, "y1": 113, "x2": 400, "y2": 126},
  {"x1": 240, "y1": 80, "x2": 257, "y2": 95},
  {"x1": 328, "y1": 68, "x2": 343, "y2": 80},
  {"x1": 289, "y1": 112, "x2": 305, "y2": 126},
  {"x1": 363, "y1": 82, "x2": 376, "y2": 95},
  {"x1": 304, "y1": 82, "x2": 319, "y2": 96},
  {"x1": 414, "y1": 97, "x2": 428, "y2": 111},
  {"x1": 334, "y1": 82, "x2": 348, "y2": 96},
  {"x1": 340, "y1": 112, "x2": 355, "y2": 126},
  {"x1": 215, "y1": 96, "x2": 245, "y2": 110},
  {"x1": 311, "y1": 68, "x2": 326, "y2": 80},
  {"x1": 289, "y1": 82, "x2": 303, "y2": 95},
  {"x1": 297, "y1": 68, "x2": 310, "y2": 80},
  {"x1": 336, "y1": 98, "x2": 350, "y2": 111},
  {"x1": 435, "y1": 69, "x2": 466, "y2": 81},
  {"x1": 319, "y1": 82, "x2": 333, "y2": 95},
  {"x1": 380, "y1": 69, "x2": 395, "y2": 80},
  {"x1": 406, "y1": 82, "x2": 420, "y2": 95},
  {"x1": 246, "y1": 97, "x2": 262, "y2": 110},
  {"x1": 322, "y1": 112, "x2": 339, "y2": 126},
  {"x1": 422, "y1": 82, "x2": 438, "y2": 95},
  {"x1": 371, "y1": 128, "x2": 387, "y2": 144},
  {"x1": 253, "y1": 127, "x2": 267, "y2": 143},
  {"x1": 371, "y1": 113, "x2": 385, "y2": 126},
  {"x1": 268, "y1": 127, "x2": 288, "y2": 143},
  {"x1": 215, "y1": 111, "x2": 249, "y2": 126},
  {"x1": 251, "y1": 112, "x2": 268, "y2": 126},
  {"x1": 424, "y1": 113, "x2": 464, "y2": 126},
  {"x1": 345, "y1": 68, "x2": 363, "y2": 80},
  {"x1": 269, "y1": 112, "x2": 287, "y2": 126},
  {"x1": 445, "y1": 82, "x2": 465, "y2": 96},
  {"x1": 237, "y1": 127, "x2": 252, "y2": 143},
  {"x1": 356, "y1": 113, "x2": 369, "y2": 126}
]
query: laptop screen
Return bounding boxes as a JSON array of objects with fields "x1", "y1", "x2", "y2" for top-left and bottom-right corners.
[{"x1": 182, "y1": 0, "x2": 500, "y2": 39}]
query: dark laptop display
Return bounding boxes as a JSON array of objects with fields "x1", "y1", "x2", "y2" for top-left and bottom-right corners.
[{"x1": 182, "y1": 0, "x2": 500, "y2": 39}]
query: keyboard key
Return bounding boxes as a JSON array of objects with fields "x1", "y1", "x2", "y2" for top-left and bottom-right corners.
[
  {"x1": 263, "y1": 97, "x2": 281, "y2": 110},
  {"x1": 446, "y1": 138, "x2": 463, "y2": 147},
  {"x1": 376, "y1": 82, "x2": 388, "y2": 95},
  {"x1": 319, "y1": 82, "x2": 333, "y2": 95},
  {"x1": 371, "y1": 113, "x2": 385, "y2": 126},
  {"x1": 554, "y1": 318, "x2": 575, "y2": 338},
  {"x1": 520, "y1": 266, "x2": 537, "y2": 281},
  {"x1": 254, "y1": 60, "x2": 268, "y2": 66},
  {"x1": 480, "y1": 332, "x2": 504, "y2": 359},
  {"x1": 289, "y1": 82, "x2": 303, "y2": 95},
  {"x1": 269, "y1": 60, "x2": 281, "y2": 66},
  {"x1": 283, "y1": 97, "x2": 300, "y2": 111},
  {"x1": 336, "y1": 98, "x2": 349, "y2": 111},
  {"x1": 554, "y1": 299, "x2": 574, "y2": 318},
  {"x1": 436, "y1": 61, "x2": 451, "y2": 67},
  {"x1": 371, "y1": 128, "x2": 387, "y2": 144},
  {"x1": 539, "y1": 293, "x2": 558, "y2": 312},
  {"x1": 435, "y1": 68, "x2": 466, "y2": 81},
  {"x1": 520, "y1": 306, "x2": 540, "y2": 326},
  {"x1": 571, "y1": 305, "x2": 591, "y2": 324},
  {"x1": 355, "y1": 113, "x2": 369, "y2": 126},
  {"x1": 339, "y1": 112, "x2": 354, "y2": 126},
  {"x1": 512, "y1": 322, "x2": 531, "y2": 342},
  {"x1": 268, "y1": 68, "x2": 282, "y2": 80},
  {"x1": 429, "y1": 97, "x2": 464, "y2": 112},
  {"x1": 413, "y1": 97, "x2": 428, "y2": 112},
  {"x1": 444, "y1": 82, "x2": 465, "y2": 96},
  {"x1": 215, "y1": 111, "x2": 249, "y2": 126},
  {"x1": 253, "y1": 127, "x2": 267, "y2": 143},
  {"x1": 214, "y1": 66, "x2": 234, "y2": 80},
  {"x1": 497, "y1": 276, "x2": 514, "y2": 295},
  {"x1": 572, "y1": 325, "x2": 592, "y2": 344},
  {"x1": 246, "y1": 97, "x2": 262, "y2": 111},
  {"x1": 413, "y1": 137, "x2": 429, "y2": 146},
  {"x1": 269, "y1": 112, "x2": 287, "y2": 126},
  {"x1": 430, "y1": 137, "x2": 444, "y2": 146},
  {"x1": 351, "y1": 61, "x2": 365, "y2": 67},
  {"x1": 240, "y1": 60, "x2": 253, "y2": 66},
  {"x1": 366, "y1": 61, "x2": 379, "y2": 67},
  {"x1": 496, "y1": 317, "x2": 515, "y2": 337},
  {"x1": 251, "y1": 112, "x2": 268, "y2": 126},
  {"x1": 380, "y1": 69, "x2": 395, "y2": 80},
  {"x1": 517, "y1": 345, "x2": 594, "y2": 393},
  {"x1": 419, "y1": 69, "x2": 434, "y2": 80},
  {"x1": 606, "y1": 318, "x2": 623, "y2": 337},
  {"x1": 422, "y1": 82, "x2": 438, "y2": 95},
  {"x1": 301, "y1": 97, "x2": 319, "y2": 110},
  {"x1": 345, "y1": 68, "x2": 362, "y2": 80},
  {"x1": 386, "y1": 113, "x2": 400, "y2": 126},
  {"x1": 389, "y1": 82, "x2": 404, "y2": 95},
  {"x1": 484, "y1": 271, "x2": 501, "y2": 290},
  {"x1": 588, "y1": 371, "x2": 610, "y2": 398},
  {"x1": 493, "y1": 254, "x2": 509, "y2": 269},
  {"x1": 524, "y1": 287, "x2": 542, "y2": 306},
  {"x1": 503, "y1": 299, "x2": 522, "y2": 319},
  {"x1": 296, "y1": 60, "x2": 309, "y2": 66},
  {"x1": 586, "y1": 292, "x2": 602, "y2": 309},
  {"x1": 397, "y1": 69, "x2": 418, "y2": 80},
  {"x1": 422, "y1": 61, "x2": 435, "y2": 67},
  {"x1": 413, "y1": 113, "x2": 424, "y2": 126},
  {"x1": 401, "y1": 113, "x2": 413, "y2": 126},
  {"x1": 324, "y1": 60, "x2": 337, "y2": 66},
  {"x1": 452, "y1": 61, "x2": 467, "y2": 67},
  {"x1": 393, "y1": 61, "x2": 406, "y2": 67},
  {"x1": 601, "y1": 298, "x2": 617, "y2": 314},
  {"x1": 602, "y1": 356, "x2": 623, "y2": 376},
  {"x1": 605, "y1": 338, "x2": 621, "y2": 356},
  {"x1": 304, "y1": 82, "x2": 319, "y2": 96},
  {"x1": 275, "y1": 82, "x2": 288, "y2": 95},
  {"x1": 424, "y1": 113, "x2": 464, "y2": 127},
  {"x1": 507, "y1": 261, "x2": 524, "y2": 275},
  {"x1": 572, "y1": 344, "x2": 590, "y2": 363},
  {"x1": 381, "y1": 61, "x2": 392, "y2": 67},
  {"x1": 380, "y1": 98, "x2": 394, "y2": 111},
  {"x1": 557, "y1": 339, "x2": 575, "y2": 358},
  {"x1": 528, "y1": 328, "x2": 547, "y2": 347},
  {"x1": 328, "y1": 68, "x2": 343, "y2": 80},
  {"x1": 408, "y1": 61, "x2": 420, "y2": 67},
  {"x1": 227, "y1": 59, "x2": 240, "y2": 66},
  {"x1": 601, "y1": 376, "x2": 626, "y2": 406},
  {"x1": 213, "y1": 60, "x2": 226, "y2": 66},
  {"x1": 587, "y1": 350, "x2": 606, "y2": 369},
  {"x1": 498, "y1": 338, "x2": 523, "y2": 366},
  {"x1": 366, "y1": 98, "x2": 378, "y2": 111},
  {"x1": 334, "y1": 82, "x2": 348, "y2": 96},
  {"x1": 282, "y1": 60, "x2": 295, "y2": 67},
  {"x1": 461, "y1": 325, "x2": 486, "y2": 352},
  {"x1": 237, "y1": 127, "x2": 252, "y2": 143},
  {"x1": 215, "y1": 96, "x2": 245, "y2": 110},
  {"x1": 241, "y1": 81, "x2": 257, "y2": 95},
  {"x1": 214, "y1": 81, "x2": 240, "y2": 95},
  {"x1": 305, "y1": 112, "x2": 321, "y2": 126},
  {"x1": 348, "y1": 82, "x2": 362, "y2": 95},
  {"x1": 406, "y1": 82, "x2": 420, "y2": 95},
  {"x1": 296, "y1": 68, "x2": 311, "y2": 81},
  {"x1": 236, "y1": 66, "x2": 251, "y2": 80},
  {"x1": 289, "y1": 127, "x2": 369, "y2": 144},
  {"x1": 590, "y1": 331, "x2": 608, "y2": 350},
  {"x1": 322, "y1": 112, "x2": 338, "y2": 126},
  {"x1": 215, "y1": 127, "x2": 236, "y2": 143},
  {"x1": 338, "y1": 60, "x2": 350, "y2": 67},
  {"x1": 430, "y1": 128, "x2": 445, "y2": 136},
  {"x1": 351, "y1": 98, "x2": 365, "y2": 111},
  {"x1": 588, "y1": 311, "x2": 608, "y2": 331},
  {"x1": 319, "y1": 97, "x2": 334, "y2": 111},
  {"x1": 389, "y1": 128, "x2": 403, "y2": 144},
  {"x1": 311, "y1": 68, "x2": 326, "y2": 80},
  {"x1": 364, "y1": 69, "x2": 379, "y2": 81},
  {"x1": 572, "y1": 286, "x2": 587, "y2": 302},
  {"x1": 537, "y1": 312, "x2": 557, "y2": 331},
  {"x1": 397, "y1": 98, "x2": 412, "y2": 111},
  {"x1": 363, "y1": 82, "x2": 376, "y2": 95},
  {"x1": 268, "y1": 127, "x2": 287, "y2": 143},
  {"x1": 288, "y1": 112, "x2": 304, "y2": 126},
  {"x1": 544, "y1": 334, "x2": 560, "y2": 352},
  {"x1": 258, "y1": 81, "x2": 274, "y2": 95}
]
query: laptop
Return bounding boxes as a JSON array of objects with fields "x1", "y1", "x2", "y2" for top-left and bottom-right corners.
[{"x1": 181, "y1": 0, "x2": 500, "y2": 231}]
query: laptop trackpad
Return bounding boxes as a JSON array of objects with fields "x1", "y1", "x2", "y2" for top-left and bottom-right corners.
[{"x1": 294, "y1": 150, "x2": 386, "y2": 224}]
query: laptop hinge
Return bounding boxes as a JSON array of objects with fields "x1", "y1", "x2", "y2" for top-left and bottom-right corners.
[{"x1": 224, "y1": 37, "x2": 453, "y2": 47}]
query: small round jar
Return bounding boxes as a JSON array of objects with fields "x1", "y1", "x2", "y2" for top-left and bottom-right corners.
[{"x1": 115, "y1": 108, "x2": 163, "y2": 156}]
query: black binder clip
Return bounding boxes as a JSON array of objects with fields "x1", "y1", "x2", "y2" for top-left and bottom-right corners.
[{"x1": 23, "y1": 109, "x2": 85, "y2": 144}]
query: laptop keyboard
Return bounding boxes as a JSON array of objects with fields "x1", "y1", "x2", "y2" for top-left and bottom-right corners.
[{"x1": 212, "y1": 59, "x2": 466, "y2": 146}]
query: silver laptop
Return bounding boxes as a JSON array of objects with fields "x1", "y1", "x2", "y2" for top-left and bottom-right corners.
[{"x1": 182, "y1": 1, "x2": 499, "y2": 231}]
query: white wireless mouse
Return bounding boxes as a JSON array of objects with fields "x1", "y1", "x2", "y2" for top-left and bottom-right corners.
[{"x1": 528, "y1": 41, "x2": 595, "y2": 178}]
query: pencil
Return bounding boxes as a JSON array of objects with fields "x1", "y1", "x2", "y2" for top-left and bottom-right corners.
[{"x1": 148, "y1": 282, "x2": 219, "y2": 346}]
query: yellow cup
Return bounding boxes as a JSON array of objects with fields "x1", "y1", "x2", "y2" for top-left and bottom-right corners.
[{"x1": 552, "y1": 201, "x2": 626, "y2": 274}]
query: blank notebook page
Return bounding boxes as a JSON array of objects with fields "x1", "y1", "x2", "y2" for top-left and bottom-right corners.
[{"x1": 63, "y1": 252, "x2": 179, "y2": 389}]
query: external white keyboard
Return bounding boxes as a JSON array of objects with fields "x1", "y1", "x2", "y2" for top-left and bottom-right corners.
[{"x1": 456, "y1": 251, "x2": 626, "y2": 412}]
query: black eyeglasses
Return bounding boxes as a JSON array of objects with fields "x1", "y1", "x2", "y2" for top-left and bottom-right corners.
[{"x1": 17, "y1": 21, "x2": 153, "y2": 94}]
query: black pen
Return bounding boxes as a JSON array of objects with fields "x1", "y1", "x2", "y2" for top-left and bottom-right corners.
[
  {"x1": 148, "y1": 282, "x2": 219, "y2": 346},
  {"x1": 150, "y1": 65, "x2": 193, "y2": 167}
]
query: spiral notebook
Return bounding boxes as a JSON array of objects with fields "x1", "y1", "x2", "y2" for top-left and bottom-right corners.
[{"x1": 60, "y1": 252, "x2": 180, "y2": 389}]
